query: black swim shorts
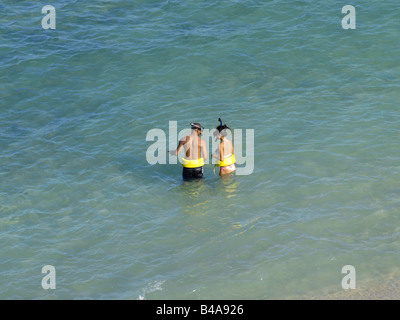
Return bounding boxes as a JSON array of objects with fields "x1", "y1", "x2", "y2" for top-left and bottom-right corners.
[{"x1": 182, "y1": 166, "x2": 204, "y2": 180}]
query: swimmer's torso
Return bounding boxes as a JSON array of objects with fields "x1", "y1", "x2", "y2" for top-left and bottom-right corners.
[
  {"x1": 183, "y1": 135, "x2": 202, "y2": 160},
  {"x1": 215, "y1": 139, "x2": 233, "y2": 159}
]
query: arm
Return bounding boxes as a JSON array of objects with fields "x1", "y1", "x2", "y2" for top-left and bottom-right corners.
[
  {"x1": 169, "y1": 138, "x2": 186, "y2": 156},
  {"x1": 219, "y1": 142, "x2": 224, "y2": 162}
]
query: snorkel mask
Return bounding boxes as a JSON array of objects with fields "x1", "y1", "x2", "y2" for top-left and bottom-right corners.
[{"x1": 190, "y1": 122, "x2": 204, "y2": 135}]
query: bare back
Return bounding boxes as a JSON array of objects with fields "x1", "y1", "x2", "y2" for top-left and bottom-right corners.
[
  {"x1": 183, "y1": 134, "x2": 202, "y2": 160},
  {"x1": 219, "y1": 138, "x2": 234, "y2": 160}
]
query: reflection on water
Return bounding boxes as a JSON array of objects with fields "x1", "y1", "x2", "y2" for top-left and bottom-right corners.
[
  {"x1": 177, "y1": 175, "x2": 252, "y2": 242},
  {"x1": 179, "y1": 178, "x2": 210, "y2": 216},
  {"x1": 179, "y1": 175, "x2": 239, "y2": 213},
  {"x1": 181, "y1": 179, "x2": 207, "y2": 197},
  {"x1": 177, "y1": 175, "x2": 240, "y2": 217},
  {"x1": 219, "y1": 175, "x2": 239, "y2": 199}
]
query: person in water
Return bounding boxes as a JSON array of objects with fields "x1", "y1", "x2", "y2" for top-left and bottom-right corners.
[
  {"x1": 212, "y1": 118, "x2": 236, "y2": 176},
  {"x1": 170, "y1": 122, "x2": 208, "y2": 179}
]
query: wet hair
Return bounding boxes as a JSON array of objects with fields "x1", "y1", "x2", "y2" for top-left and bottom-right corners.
[{"x1": 215, "y1": 118, "x2": 230, "y2": 137}]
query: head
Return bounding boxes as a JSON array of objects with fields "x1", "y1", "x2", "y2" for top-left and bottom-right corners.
[
  {"x1": 190, "y1": 122, "x2": 204, "y2": 136},
  {"x1": 214, "y1": 118, "x2": 230, "y2": 141}
]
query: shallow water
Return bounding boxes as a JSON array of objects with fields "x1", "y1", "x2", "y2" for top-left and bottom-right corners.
[{"x1": 1, "y1": 0, "x2": 400, "y2": 299}]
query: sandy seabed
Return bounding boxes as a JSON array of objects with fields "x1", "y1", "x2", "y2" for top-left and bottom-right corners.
[{"x1": 292, "y1": 272, "x2": 400, "y2": 300}]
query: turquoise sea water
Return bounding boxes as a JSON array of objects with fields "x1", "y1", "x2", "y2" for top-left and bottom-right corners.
[{"x1": 1, "y1": 1, "x2": 400, "y2": 299}]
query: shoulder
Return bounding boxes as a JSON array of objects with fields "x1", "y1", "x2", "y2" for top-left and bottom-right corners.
[{"x1": 180, "y1": 135, "x2": 190, "y2": 143}]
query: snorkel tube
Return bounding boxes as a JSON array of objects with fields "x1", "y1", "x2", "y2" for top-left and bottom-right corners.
[
  {"x1": 213, "y1": 118, "x2": 236, "y2": 172},
  {"x1": 215, "y1": 118, "x2": 225, "y2": 141}
]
